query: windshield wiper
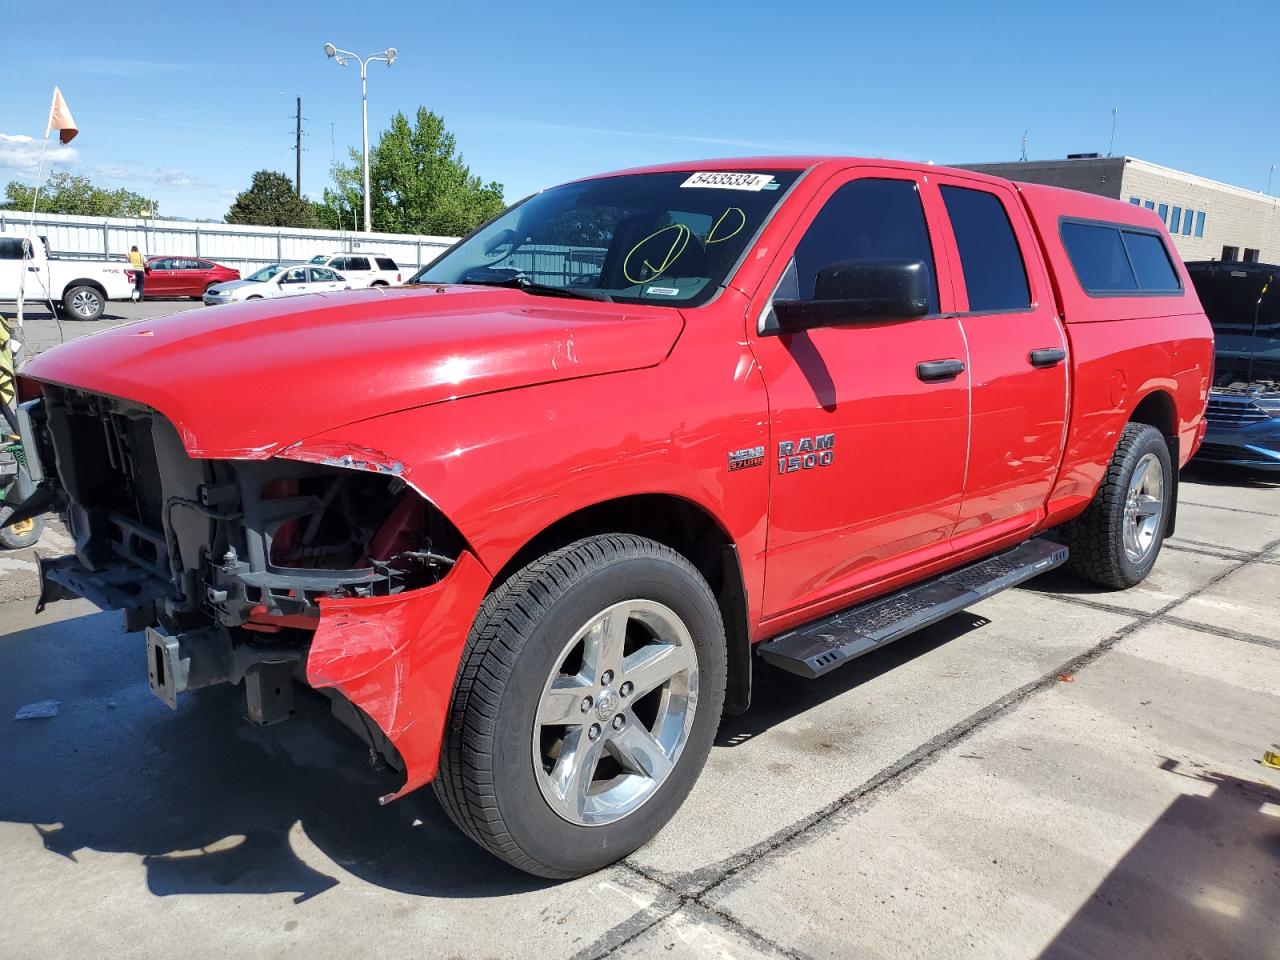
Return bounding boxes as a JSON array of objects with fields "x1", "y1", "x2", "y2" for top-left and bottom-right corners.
[{"x1": 461, "y1": 276, "x2": 613, "y2": 302}]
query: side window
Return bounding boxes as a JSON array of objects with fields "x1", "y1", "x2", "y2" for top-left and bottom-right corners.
[
  {"x1": 282, "y1": 267, "x2": 308, "y2": 284},
  {"x1": 347, "y1": 256, "x2": 371, "y2": 271},
  {"x1": 1060, "y1": 220, "x2": 1181, "y2": 295},
  {"x1": 376, "y1": 257, "x2": 398, "y2": 271},
  {"x1": 151, "y1": 258, "x2": 173, "y2": 270},
  {"x1": 790, "y1": 178, "x2": 938, "y2": 312},
  {"x1": 0, "y1": 238, "x2": 30, "y2": 259},
  {"x1": 939, "y1": 185, "x2": 1030, "y2": 312},
  {"x1": 329, "y1": 257, "x2": 347, "y2": 271},
  {"x1": 1122, "y1": 232, "x2": 1180, "y2": 292},
  {"x1": 1060, "y1": 222, "x2": 1137, "y2": 293}
]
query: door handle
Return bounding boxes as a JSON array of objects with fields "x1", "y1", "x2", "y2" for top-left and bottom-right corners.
[
  {"x1": 916, "y1": 359, "x2": 965, "y2": 382},
  {"x1": 1029, "y1": 348, "x2": 1066, "y2": 368}
]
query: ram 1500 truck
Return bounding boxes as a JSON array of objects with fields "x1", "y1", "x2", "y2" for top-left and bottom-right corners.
[
  {"x1": 10, "y1": 158, "x2": 1213, "y2": 878},
  {"x1": 0, "y1": 231, "x2": 136, "y2": 321}
]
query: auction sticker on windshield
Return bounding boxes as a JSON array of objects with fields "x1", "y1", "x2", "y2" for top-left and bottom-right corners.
[{"x1": 681, "y1": 171, "x2": 775, "y2": 191}]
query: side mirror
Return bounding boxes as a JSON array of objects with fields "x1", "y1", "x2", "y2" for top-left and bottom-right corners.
[{"x1": 773, "y1": 258, "x2": 932, "y2": 331}]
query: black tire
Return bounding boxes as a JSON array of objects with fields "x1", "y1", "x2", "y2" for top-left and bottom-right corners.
[
  {"x1": 1061, "y1": 422, "x2": 1172, "y2": 589},
  {"x1": 434, "y1": 534, "x2": 726, "y2": 878},
  {"x1": 0, "y1": 509, "x2": 44, "y2": 549},
  {"x1": 62, "y1": 284, "x2": 104, "y2": 321}
]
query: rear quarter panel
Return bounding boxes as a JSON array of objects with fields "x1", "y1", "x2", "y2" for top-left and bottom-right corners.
[{"x1": 1015, "y1": 183, "x2": 1213, "y2": 525}]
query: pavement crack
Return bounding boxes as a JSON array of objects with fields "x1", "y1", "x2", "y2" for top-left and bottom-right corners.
[
  {"x1": 1163, "y1": 615, "x2": 1280, "y2": 651},
  {"x1": 679, "y1": 532, "x2": 1280, "y2": 903}
]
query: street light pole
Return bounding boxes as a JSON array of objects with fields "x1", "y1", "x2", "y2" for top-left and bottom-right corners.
[{"x1": 323, "y1": 42, "x2": 397, "y2": 234}]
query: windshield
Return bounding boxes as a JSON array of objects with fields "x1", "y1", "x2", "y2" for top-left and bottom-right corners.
[
  {"x1": 1188, "y1": 264, "x2": 1280, "y2": 385},
  {"x1": 247, "y1": 264, "x2": 283, "y2": 282},
  {"x1": 413, "y1": 169, "x2": 801, "y2": 306},
  {"x1": 308, "y1": 255, "x2": 328, "y2": 264}
]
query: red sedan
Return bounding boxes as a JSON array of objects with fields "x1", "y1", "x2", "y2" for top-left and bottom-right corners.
[{"x1": 144, "y1": 257, "x2": 240, "y2": 298}]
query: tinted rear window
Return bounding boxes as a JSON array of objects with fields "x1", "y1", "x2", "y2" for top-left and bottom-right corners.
[
  {"x1": 376, "y1": 257, "x2": 398, "y2": 270},
  {"x1": 347, "y1": 256, "x2": 371, "y2": 271},
  {"x1": 1061, "y1": 222, "x2": 1136, "y2": 292},
  {"x1": 1060, "y1": 220, "x2": 1181, "y2": 295},
  {"x1": 1122, "y1": 231, "x2": 1180, "y2": 292},
  {"x1": 940, "y1": 185, "x2": 1030, "y2": 311}
]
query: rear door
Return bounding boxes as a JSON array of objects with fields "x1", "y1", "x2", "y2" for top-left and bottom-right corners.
[
  {"x1": 749, "y1": 169, "x2": 971, "y2": 620},
  {"x1": 931, "y1": 173, "x2": 1068, "y2": 548},
  {"x1": 343, "y1": 255, "x2": 373, "y2": 286},
  {"x1": 308, "y1": 266, "x2": 346, "y2": 291}
]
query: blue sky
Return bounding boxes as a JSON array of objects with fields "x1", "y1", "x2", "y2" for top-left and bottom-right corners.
[{"x1": 2, "y1": 0, "x2": 1275, "y2": 223}]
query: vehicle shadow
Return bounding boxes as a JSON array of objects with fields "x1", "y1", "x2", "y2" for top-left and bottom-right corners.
[
  {"x1": 716, "y1": 610, "x2": 991, "y2": 747},
  {"x1": 0, "y1": 610, "x2": 551, "y2": 901},
  {"x1": 1183, "y1": 460, "x2": 1280, "y2": 488},
  {"x1": 1038, "y1": 759, "x2": 1280, "y2": 960}
]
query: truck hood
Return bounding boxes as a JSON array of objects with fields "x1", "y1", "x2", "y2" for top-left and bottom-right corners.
[{"x1": 22, "y1": 285, "x2": 685, "y2": 458}]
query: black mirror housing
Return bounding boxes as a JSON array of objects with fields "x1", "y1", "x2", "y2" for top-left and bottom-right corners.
[{"x1": 773, "y1": 258, "x2": 932, "y2": 331}]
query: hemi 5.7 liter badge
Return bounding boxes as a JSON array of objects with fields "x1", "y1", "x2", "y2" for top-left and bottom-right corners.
[{"x1": 727, "y1": 446, "x2": 766, "y2": 471}]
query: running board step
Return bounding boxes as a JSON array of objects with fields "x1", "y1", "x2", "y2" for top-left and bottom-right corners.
[{"x1": 757, "y1": 539, "x2": 1068, "y2": 679}]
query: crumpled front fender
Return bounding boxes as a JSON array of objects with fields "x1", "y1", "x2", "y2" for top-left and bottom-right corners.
[{"x1": 308, "y1": 550, "x2": 492, "y2": 802}]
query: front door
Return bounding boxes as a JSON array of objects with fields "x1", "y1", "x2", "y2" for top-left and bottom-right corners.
[
  {"x1": 146, "y1": 258, "x2": 176, "y2": 296},
  {"x1": 930, "y1": 173, "x2": 1069, "y2": 546},
  {"x1": 278, "y1": 266, "x2": 312, "y2": 296},
  {"x1": 749, "y1": 170, "x2": 970, "y2": 621}
]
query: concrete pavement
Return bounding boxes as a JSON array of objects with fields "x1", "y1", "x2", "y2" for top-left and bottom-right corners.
[{"x1": 0, "y1": 309, "x2": 1277, "y2": 959}]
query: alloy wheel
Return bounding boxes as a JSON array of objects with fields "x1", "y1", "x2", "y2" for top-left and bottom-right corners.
[
  {"x1": 532, "y1": 599, "x2": 699, "y2": 826},
  {"x1": 1122, "y1": 452, "x2": 1165, "y2": 562}
]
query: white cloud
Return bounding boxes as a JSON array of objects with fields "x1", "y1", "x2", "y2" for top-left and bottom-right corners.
[
  {"x1": 64, "y1": 58, "x2": 192, "y2": 77},
  {"x1": 0, "y1": 133, "x2": 79, "y2": 177}
]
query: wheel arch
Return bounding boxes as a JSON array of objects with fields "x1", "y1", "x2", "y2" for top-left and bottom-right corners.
[
  {"x1": 63, "y1": 278, "x2": 108, "y2": 299},
  {"x1": 494, "y1": 493, "x2": 753, "y2": 716},
  {"x1": 1127, "y1": 388, "x2": 1179, "y2": 535}
]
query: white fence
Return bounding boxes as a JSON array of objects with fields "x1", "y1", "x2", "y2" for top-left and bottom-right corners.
[{"x1": 0, "y1": 210, "x2": 459, "y2": 276}]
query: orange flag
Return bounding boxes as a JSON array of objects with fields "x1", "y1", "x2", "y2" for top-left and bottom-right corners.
[{"x1": 47, "y1": 87, "x2": 78, "y2": 144}]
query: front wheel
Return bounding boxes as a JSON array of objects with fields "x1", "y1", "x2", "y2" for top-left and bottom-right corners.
[
  {"x1": 0, "y1": 508, "x2": 44, "y2": 549},
  {"x1": 434, "y1": 534, "x2": 726, "y2": 878},
  {"x1": 62, "y1": 285, "x2": 104, "y2": 321},
  {"x1": 1062, "y1": 422, "x2": 1172, "y2": 588}
]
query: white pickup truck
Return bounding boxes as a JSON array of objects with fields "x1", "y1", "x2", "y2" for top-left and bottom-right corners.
[{"x1": 0, "y1": 231, "x2": 135, "y2": 321}]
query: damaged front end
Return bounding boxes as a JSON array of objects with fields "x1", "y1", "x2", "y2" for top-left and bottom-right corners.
[{"x1": 20, "y1": 385, "x2": 491, "y2": 795}]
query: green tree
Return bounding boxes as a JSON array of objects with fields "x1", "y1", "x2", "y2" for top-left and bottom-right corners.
[
  {"x1": 327, "y1": 108, "x2": 504, "y2": 235},
  {"x1": 3, "y1": 172, "x2": 154, "y2": 217},
  {"x1": 225, "y1": 170, "x2": 316, "y2": 227}
]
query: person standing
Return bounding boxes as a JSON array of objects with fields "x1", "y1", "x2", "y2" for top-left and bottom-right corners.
[{"x1": 127, "y1": 245, "x2": 146, "y2": 302}]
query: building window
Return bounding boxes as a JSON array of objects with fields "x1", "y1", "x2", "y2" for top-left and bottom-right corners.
[
  {"x1": 1129, "y1": 197, "x2": 1141, "y2": 205},
  {"x1": 1144, "y1": 200, "x2": 1155, "y2": 210},
  {"x1": 1157, "y1": 203, "x2": 1169, "y2": 223},
  {"x1": 1222, "y1": 245, "x2": 1240, "y2": 261},
  {"x1": 1194, "y1": 211, "x2": 1205, "y2": 237},
  {"x1": 1170, "y1": 206, "x2": 1182, "y2": 232},
  {"x1": 1182, "y1": 210, "x2": 1194, "y2": 236},
  {"x1": 1244, "y1": 248, "x2": 1260, "y2": 263}
]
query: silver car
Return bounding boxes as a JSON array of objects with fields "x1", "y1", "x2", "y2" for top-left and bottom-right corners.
[{"x1": 203, "y1": 263, "x2": 351, "y2": 305}]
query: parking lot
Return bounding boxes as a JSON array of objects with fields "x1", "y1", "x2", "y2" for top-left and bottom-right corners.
[{"x1": 0, "y1": 309, "x2": 1278, "y2": 959}]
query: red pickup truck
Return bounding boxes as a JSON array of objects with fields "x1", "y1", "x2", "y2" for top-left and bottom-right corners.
[{"x1": 10, "y1": 157, "x2": 1212, "y2": 878}]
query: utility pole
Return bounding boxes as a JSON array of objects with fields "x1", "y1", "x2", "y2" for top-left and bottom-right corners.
[
  {"x1": 1107, "y1": 107, "x2": 1119, "y2": 157},
  {"x1": 294, "y1": 96, "x2": 303, "y2": 196},
  {"x1": 1019, "y1": 130, "x2": 1028, "y2": 162}
]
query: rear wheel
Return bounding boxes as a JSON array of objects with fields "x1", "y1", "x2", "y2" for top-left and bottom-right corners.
[
  {"x1": 434, "y1": 534, "x2": 726, "y2": 878},
  {"x1": 1062, "y1": 422, "x2": 1172, "y2": 588},
  {"x1": 62, "y1": 285, "x2": 104, "y2": 321},
  {"x1": 0, "y1": 509, "x2": 43, "y2": 549}
]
